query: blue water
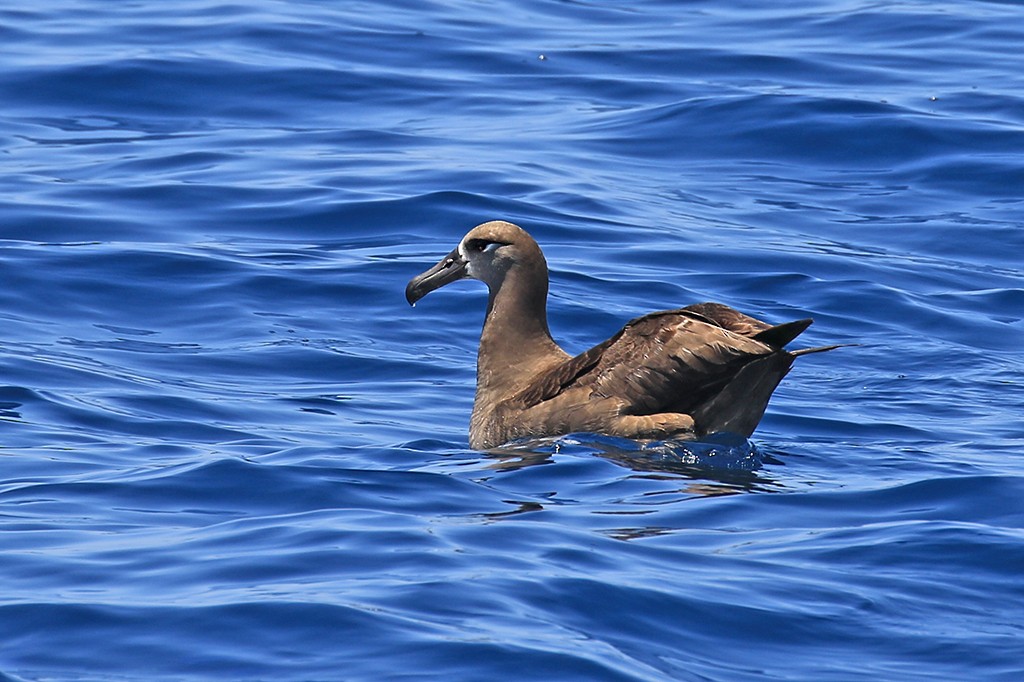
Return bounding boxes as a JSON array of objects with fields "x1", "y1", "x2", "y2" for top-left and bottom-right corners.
[{"x1": 2, "y1": 1, "x2": 1023, "y2": 679}]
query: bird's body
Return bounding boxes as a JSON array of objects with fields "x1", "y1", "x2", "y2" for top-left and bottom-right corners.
[{"x1": 406, "y1": 221, "x2": 835, "y2": 450}]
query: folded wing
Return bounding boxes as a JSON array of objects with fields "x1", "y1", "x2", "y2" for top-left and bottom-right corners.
[{"x1": 514, "y1": 303, "x2": 813, "y2": 437}]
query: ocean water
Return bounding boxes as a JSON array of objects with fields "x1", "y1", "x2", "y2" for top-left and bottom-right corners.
[{"x1": 2, "y1": 0, "x2": 1023, "y2": 680}]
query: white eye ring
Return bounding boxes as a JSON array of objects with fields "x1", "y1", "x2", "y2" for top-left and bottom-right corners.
[{"x1": 481, "y1": 242, "x2": 502, "y2": 254}]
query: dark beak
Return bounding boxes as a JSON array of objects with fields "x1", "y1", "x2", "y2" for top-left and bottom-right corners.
[{"x1": 406, "y1": 247, "x2": 469, "y2": 305}]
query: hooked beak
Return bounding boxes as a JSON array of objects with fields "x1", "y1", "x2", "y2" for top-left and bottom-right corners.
[{"x1": 405, "y1": 247, "x2": 469, "y2": 305}]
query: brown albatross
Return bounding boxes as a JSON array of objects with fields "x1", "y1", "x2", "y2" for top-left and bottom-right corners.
[{"x1": 406, "y1": 220, "x2": 838, "y2": 450}]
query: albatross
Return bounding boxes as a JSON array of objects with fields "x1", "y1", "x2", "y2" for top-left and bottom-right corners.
[{"x1": 406, "y1": 220, "x2": 838, "y2": 450}]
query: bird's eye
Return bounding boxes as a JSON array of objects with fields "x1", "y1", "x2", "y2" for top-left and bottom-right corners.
[{"x1": 468, "y1": 239, "x2": 502, "y2": 253}]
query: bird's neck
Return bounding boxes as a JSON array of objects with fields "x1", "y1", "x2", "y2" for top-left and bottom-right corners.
[{"x1": 476, "y1": 266, "x2": 566, "y2": 395}]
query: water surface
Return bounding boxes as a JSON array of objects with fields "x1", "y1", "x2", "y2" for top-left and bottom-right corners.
[{"x1": 2, "y1": 1, "x2": 1023, "y2": 680}]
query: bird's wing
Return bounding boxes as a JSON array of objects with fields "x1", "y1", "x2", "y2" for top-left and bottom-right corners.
[
  {"x1": 680, "y1": 302, "x2": 774, "y2": 337},
  {"x1": 514, "y1": 306, "x2": 810, "y2": 420},
  {"x1": 682, "y1": 302, "x2": 813, "y2": 347}
]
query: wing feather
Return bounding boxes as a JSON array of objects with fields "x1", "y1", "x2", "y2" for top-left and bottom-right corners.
[{"x1": 513, "y1": 305, "x2": 811, "y2": 427}]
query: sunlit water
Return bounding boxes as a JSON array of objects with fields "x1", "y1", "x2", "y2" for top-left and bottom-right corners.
[{"x1": 2, "y1": 1, "x2": 1023, "y2": 680}]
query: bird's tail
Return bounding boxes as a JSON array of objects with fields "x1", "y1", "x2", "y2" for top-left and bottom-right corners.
[{"x1": 791, "y1": 343, "x2": 858, "y2": 357}]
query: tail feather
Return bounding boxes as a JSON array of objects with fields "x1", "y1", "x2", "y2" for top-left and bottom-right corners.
[{"x1": 791, "y1": 343, "x2": 857, "y2": 357}]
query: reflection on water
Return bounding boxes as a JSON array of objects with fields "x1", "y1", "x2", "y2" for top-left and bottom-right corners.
[{"x1": 487, "y1": 431, "x2": 782, "y2": 496}]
